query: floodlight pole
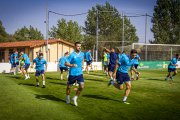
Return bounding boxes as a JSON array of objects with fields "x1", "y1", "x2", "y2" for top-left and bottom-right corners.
[
  {"x1": 46, "y1": 7, "x2": 49, "y2": 62},
  {"x1": 96, "y1": 10, "x2": 99, "y2": 62},
  {"x1": 122, "y1": 12, "x2": 125, "y2": 52},
  {"x1": 145, "y1": 13, "x2": 148, "y2": 61}
]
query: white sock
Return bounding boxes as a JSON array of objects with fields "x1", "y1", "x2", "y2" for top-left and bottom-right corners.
[
  {"x1": 123, "y1": 96, "x2": 127, "y2": 102},
  {"x1": 110, "y1": 76, "x2": 113, "y2": 80},
  {"x1": 25, "y1": 74, "x2": 27, "y2": 78},
  {"x1": 66, "y1": 95, "x2": 70, "y2": 99},
  {"x1": 28, "y1": 74, "x2": 30, "y2": 77},
  {"x1": 67, "y1": 73, "x2": 69, "y2": 78},
  {"x1": 136, "y1": 74, "x2": 139, "y2": 77},
  {"x1": 43, "y1": 81, "x2": 45, "y2": 86},
  {"x1": 61, "y1": 74, "x2": 63, "y2": 80},
  {"x1": 111, "y1": 80, "x2": 114, "y2": 85},
  {"x1": 74, "y1": 95, "x2": 78, "y2": 100},
  {"x1": 36, "y1": 82, "x2": 39, "y2": 85},
  {"x1": 132, "y1": 75, "x2": 134, "y2": 78}
]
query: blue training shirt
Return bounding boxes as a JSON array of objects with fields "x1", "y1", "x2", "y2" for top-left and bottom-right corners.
[
  {"x1": 168, "y1": 57, "x2": 178, "y2": 69},
  {"x1": 85, "y1": 52, "x2": 92, "y2": 61},
  {"x1": 13, "y1": 53, "x2": 19, "y2": 63},
  {"x1": 59, "y1": 56, "x2": 68, "y2": 68},
  {"x1": 131, "y1": 54, "x2": 140, "y2": 65},
  {"x1": 22, "y1": 54, "x2": 30, "y2": 64},
  {"x1": 118, "y1": 53, "x2": 122, "y2": 60},
  {"x1": 67, "y1": 51, "x2": 84, "y2": 76},
  {"x1": 33, "y1": 58, "x2": 47, "y2": 71},
  {"x1": 10, "y1": 54, "x2": 14, "y2": 64},
  {"x1": 109, "y1": 52, "x2": 117, "y2": 65},
  {"x1": 118, "y1": 53, "x2": 133, "y2": 73}
]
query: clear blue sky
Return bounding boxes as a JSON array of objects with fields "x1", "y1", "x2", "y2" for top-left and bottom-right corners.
[{"x1": 0, "y1": 0, "x2": 157, "y2": 43}]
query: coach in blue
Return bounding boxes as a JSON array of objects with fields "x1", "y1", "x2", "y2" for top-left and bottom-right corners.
[{"x1": 65, "y1": 42, "x2": 84, "y2": 106}]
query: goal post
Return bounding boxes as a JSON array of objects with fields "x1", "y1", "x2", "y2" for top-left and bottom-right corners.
[{"x1": 132, "y1": 43, "x2": 180, "y2": 61}]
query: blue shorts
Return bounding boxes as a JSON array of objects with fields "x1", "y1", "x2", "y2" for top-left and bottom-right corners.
[
  {"x1": 131, "y1": 64, "x2": 139, "y2": 70},
  {"x1": 13, "y1": 62, "x2": 19, "y2": 67},
  {"x1": 116, "y1": 71, "x2": 130, "y2": 85},
  {"x1": 86, "y1": 60, "x2": 92, "y2": 66},
  {"x1": 108, "y1": 64, "x2": 116, "y2": 72},
  {"x1": 24, "y1": 64, "x2": 30, "y2": 70},
  {"x1": 60, "y1": 67, "x2": 68, "y2": 72},
  {"x1": 35, "y1": 70, "x2": 45, "y2": 76},
  {"x1": 168, "y1": 68, "x2": 176, "y2": 72},
  {"x1": 67, "y1": 74, "x2": 84, "y2": 86}
]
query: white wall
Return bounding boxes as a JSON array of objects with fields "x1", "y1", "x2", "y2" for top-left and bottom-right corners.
[{"x1": 0, "y1": 62, "x2": 103, "y2": 73}]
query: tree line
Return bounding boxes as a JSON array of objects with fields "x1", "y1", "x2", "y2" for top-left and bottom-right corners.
[{"x1": 0, "y1": 1, "x2": 179, "y2": 47}]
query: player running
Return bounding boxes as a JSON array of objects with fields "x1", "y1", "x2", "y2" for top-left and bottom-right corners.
[
  {"x1": 108, "y1": 49, "x2": 140, "y2": 104},
  {"x1": 65, "y1": 42, "x2": 84, "y2": 106},
  {"x1": 85, "y1": 50, "x2": 93, "y2": 74},
  {"x1": 103, "y1": 51, "x2": 108, "y2": 76},
  {"x1": 165, "y1": 54, "x2": 180, "y2": 82},
  {"x1": 59, "y1": 52, "x2": 69, "y2": 80},
  {"x1": 20, "y1": 51, "x2": 31, "y2": 80},
  {"x1": 32, "y1": 53, "x2": 47, "y2": 88},
  {"x1": 104, "y1": 47, "x2": 117, "y2": 81},
  {"x1": 130, "y1": 53, "x2": 141, "y2": 80}
]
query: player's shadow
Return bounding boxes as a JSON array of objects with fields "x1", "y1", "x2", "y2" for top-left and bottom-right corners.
[
  {"x1": 18, "y1": 83, "x2": 35, "y2": 86},
  {"x1": 147, "y1": 78, "x2": 163, "y2": 81},
  {"x1": 6, "y1": 75, "x2": 21, "y2": 80},
  {"x1": 83, "y1": 94, "x2": 120, "y2": 102},
  {"x1": 34, "y1": 94, "x2": 65, "y2": 102},
  {"x1": 85, "y1": 78, "x2": 105, "y2": 82},
  {"x1": 89, "y1": 73, "x2": 106, "y2": 77},
  {"x1": 46, "y1": 77, "x2": 59, "y2": 80},
  {"x1": 49, "y1": 81, "x2": 67, "y2": 85}
]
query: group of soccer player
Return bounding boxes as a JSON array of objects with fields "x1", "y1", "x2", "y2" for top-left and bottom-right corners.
[{"x1": 9, "y1": 41, "x2": 179, "y2": 106}]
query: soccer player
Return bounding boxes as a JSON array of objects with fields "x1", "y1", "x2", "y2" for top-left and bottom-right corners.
[
  {"x1": 65, "y1": 42, "x2": 84, "y2": 106},
  {"x1": 108, "y1": 49, "x2": 140, "y2": 104},
  {"x1": 104, "y1": 47, "x2": 117, "y2": 81},
  {"x1": 165, "y1": 54, "x2": 180, "y2": 81},
  {"x1": 59, "y1": 52, "x2": 69, "y2": 80},
  {"x1": 32, "y1": 53, "x2": 47, "y2": 88},
  {"x1": 85, "y1": 50, "x2": 93, "y2": 74},
  {"x1": 130, "y1": 53, "x2": 141, "y2": 80},
  {"x1": 12, "y1": 50, "x2": 19, "y2": 75},
  {"x1": 20, "y1": 51, "x2": 31, "y2": 80},
  {"x1": 103, "y1": 51, "x2": 108, "y2": 76}
]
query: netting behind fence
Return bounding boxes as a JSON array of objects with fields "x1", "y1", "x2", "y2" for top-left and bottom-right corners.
[{"x1": 132, "y1": 43, "x2": 180, "y2": 61}]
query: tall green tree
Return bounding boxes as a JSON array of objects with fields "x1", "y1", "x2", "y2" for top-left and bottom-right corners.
[
  {"x1": 151, "y1": 0, "x2": 180, "y2": 44},
  {"x1": 0, "y1": 20, "x2": 15, "y2": 42},
  {"x1": 50, "y1": 18, "x2": 83, "y2": 43},
  {"x1": 14, "y1": 25, "x2": 44, "y2": 41},
  {"x1": 84, "y1": 2, "x2": 139, "y2": 49}
]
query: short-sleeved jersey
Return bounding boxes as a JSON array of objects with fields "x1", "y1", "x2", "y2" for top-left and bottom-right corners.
[
  {"x1": 67, "y1": 51, "x2": 84, "y2": 76},
  {"x1": 13, "y1": 53, "x2": 19, "y2": 63},
  {"x1": 59, "y1": 56, "x2": 68, "y2": 68},
  {"x1": 168, "y1": 57, "x2": 178, "y2": 69},
  {"x1": 118, "y1": 53, "x2": 133, "y2": 73},
  {"x1": 22, "y1": 54, "x2": 30, "y2": 64},
  {"x1": 10, "y1": 54, "x2": 14, "y2": 64},
  {"x1": 109, "y1": 52, "x2": 117, "y2": 65},
  {"x1": 118, "y1": 53, "x2": 122, "y2": 60},
  {"x1": 85, "y1": 52, "x2": 92, "y2": 61},
  {"x1": 33, "y1": 58, "x2": 47, "y2": 70},
  {"x1": 131, "y1": 54, "x2": 140, "y2": 64}
]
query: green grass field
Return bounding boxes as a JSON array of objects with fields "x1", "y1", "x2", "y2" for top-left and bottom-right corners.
[{"x1": 0, "y1": 69, "x2": 180, "y2": 120}]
